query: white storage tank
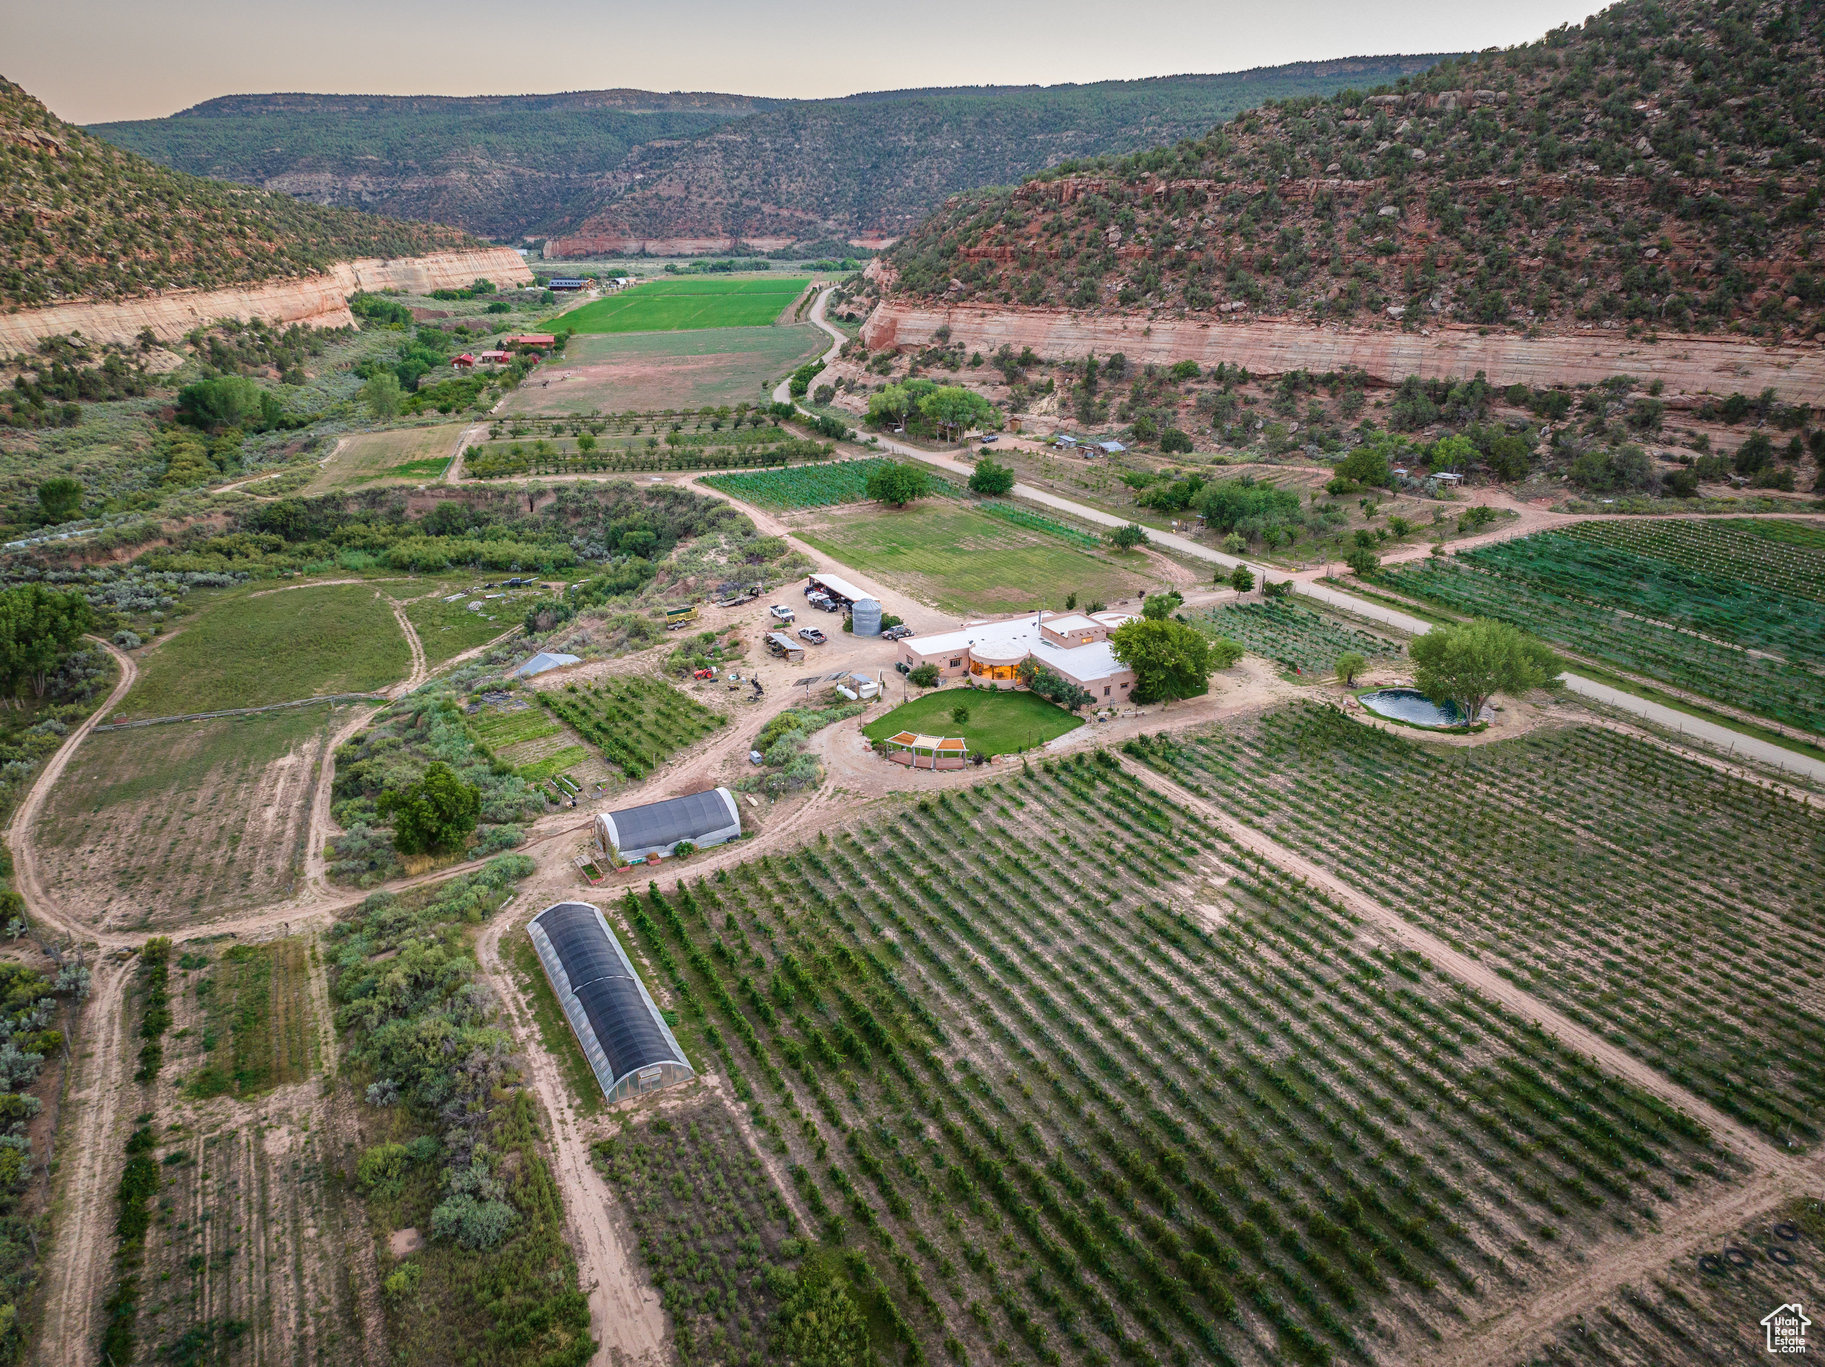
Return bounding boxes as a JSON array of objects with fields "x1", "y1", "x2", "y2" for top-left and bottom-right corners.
[{"x1": 851, "y1": 598, "x2": 883, "y2": 636}]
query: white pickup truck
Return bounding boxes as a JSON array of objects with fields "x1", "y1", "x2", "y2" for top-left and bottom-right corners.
[{"x1": 769, "y1": 604, "x2": 796, "y2": 623}]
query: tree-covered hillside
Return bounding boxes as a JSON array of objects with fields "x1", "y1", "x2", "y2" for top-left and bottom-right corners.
[
  {"x1": 1, "y1": 76, "x2": 476, "y2": 308},
  {"x1": 90, "y1": 90, "x2": 776, "y2": 241},
  {"x1": 885, "y1": 0, "x2": 1825, "y2": 339},
  {"x1": 557, "y1": 58, "x2": 1449, "y2": 250},
  {"x1": 85, "y1": 59, "x2": 1447, "y2": 249}
]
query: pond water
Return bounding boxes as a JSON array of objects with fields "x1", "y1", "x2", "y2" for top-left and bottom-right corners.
[{"x1": 1358, "y1": 688, "x2": 1480, "y2": 729}]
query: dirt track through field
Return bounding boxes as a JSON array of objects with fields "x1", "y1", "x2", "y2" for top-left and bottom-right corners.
[
  {"x1": 30, "y1": 957, "x2": 132, "y2": 1367},
  {"x1": 1120, "y1": 755, "x2": 1794, "y2": 1173},
  {"x1": 476, "y1": 913, "x2": 668, "y2": 1367}
]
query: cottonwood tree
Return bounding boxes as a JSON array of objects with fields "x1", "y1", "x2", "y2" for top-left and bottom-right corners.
[
  {"x1": 1111, "y1": 618, "x2": 1239, "y2": 703},
  {"x1": 918, "y1": 385, "x2": 998, "y2": 442},
  {"x1": 1409, "y1": 618, "x2": 1559, "y2": 724},
  {"x1": 0, "y1": 585, "x2": 93, "y2": 698},
  {"x1": 968, "y1": 457, "x2": 1015, "y2": 496},
  {"x1": 1335, "y1": 651, "x2": 1367, "y2": 686},
  {"x1": 865, "y1": 462, "x2": 930, "y2": 508},
  {"x1": 1108, "y1": 523, "x2": 1149, "y2": 550}
]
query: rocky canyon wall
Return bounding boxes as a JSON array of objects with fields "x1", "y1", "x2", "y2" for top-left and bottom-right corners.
[
  {"x1": 0, "y1": 246, "x2": 533, "y2": 357},
  {"x1": 862, "y1": 301, "x2": 1825, "y2": 404}
]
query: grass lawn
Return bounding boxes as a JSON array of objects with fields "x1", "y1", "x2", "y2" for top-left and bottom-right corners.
[
  {"x1": 305, "y1": 423, "x2": 464, "y2": 494},
  {"x1": 499, "y1": 325, "x2": 827, "y2": 415},
  {"x1": 543, "y1": 277, "x2": 810, "y2": 334},
  {"x1": 795, "y1": 502, "x2": 1156, "y2": 615},
  {"x1": 119, "y1": 582, "x2": 411, "y2": 719},
  {"x1": 863, "y1": 688, "x2": 1082, "y2": 756}
]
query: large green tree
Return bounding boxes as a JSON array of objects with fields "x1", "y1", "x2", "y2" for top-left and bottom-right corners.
[
  {"x1": 967, "y1": 457, "x2": 1015, "y2": 496},
  {"x1": 865, "y1": 461, "x2": 931, "y2": 508},
  {"x1": 378, "y1": 762, "x2": 482, "y2": 855},
  {"x1": 865, "y1": 384, "x2": 912, "y2": 430},
  {"x1": 0, "y1": 585, "x2": 93, "y2": 697},
  {"x1": 1111, "y1": 618, "x2": 1235, "y2": 703},
  {"x1": 35, "y1": 477, "x2": 83, "y2": 524},
  {"x1": 1409, "y1": 618, "x2": 1559, "y2": 725},
  {"x1": 918, "y1": 385, "x2": 998, "y2": 442}
]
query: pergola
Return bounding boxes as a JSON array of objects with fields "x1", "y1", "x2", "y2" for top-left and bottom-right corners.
[{"x1": 881, "y1": 731, "x2": 969, "y2": 770}]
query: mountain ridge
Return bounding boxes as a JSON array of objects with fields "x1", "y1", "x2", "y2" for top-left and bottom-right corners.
[
  {"x1": 86, "y1": 56, "x2": 1450, "y2": 249},
  {"x1": 876, "y1": 0, "x2": 1825, "y2": 341}
]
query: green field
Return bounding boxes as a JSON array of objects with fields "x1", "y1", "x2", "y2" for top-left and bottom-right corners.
[
  {"x1": 120, "y1": 583, "x2": 411, "y2": 719},
  {"x1": 305, "y1": 423, "x2": 463, "y2": 494},
  {"x1": 405, "y1": 591, "x2": 519, "y2": 666},
  {"x1": 797, "y1": 503, "x2": 1156, "y2": 614},
  {"x1": 544, "y1": 278, "x2": 810, "y2": 334},
  {"x1": 863, "y1": 688, "x2": 1082, "y2": 755}
]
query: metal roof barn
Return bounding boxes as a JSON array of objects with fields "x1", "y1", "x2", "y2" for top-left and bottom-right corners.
[
  {"x1": 527, "y1": 902, "x2": 693, "y2": 1103},
  {"x1": 594, "y1": 787, "x2": 742, "y2": 864},
  {"x1": 807, "y1": 572, "x2": 868, "y2": 605}
]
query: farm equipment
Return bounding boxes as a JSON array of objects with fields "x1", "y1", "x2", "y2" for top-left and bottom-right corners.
[
  {"x1": 664, "y1": 604, "x2": 700, "y2": 630},
  {"x1": 692, "y1": 666, "x2": 718, "y2": 680},
  {"x1": 716, "y1": 582, "x2": 763, "y2": 608}
]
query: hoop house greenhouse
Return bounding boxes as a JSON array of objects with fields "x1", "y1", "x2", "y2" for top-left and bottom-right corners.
[
  {"x1": 527, "y1": 901, "x2": 694, "y2": 1104},
  {"x1": 593, "y1": 787, "x2": 743, "y2": 864}
]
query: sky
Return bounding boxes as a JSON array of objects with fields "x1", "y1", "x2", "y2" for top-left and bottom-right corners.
[{"x1": 5, "y1": 0, "x2": 1608, "y2": 125}]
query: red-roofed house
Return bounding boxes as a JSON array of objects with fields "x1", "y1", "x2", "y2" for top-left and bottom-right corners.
[
  {"x1": 504, "y1": 334, "x2": 556, "y2": 350},
  {"x1": 451, "y1": 353, "x2": 476, "y2": 369}
]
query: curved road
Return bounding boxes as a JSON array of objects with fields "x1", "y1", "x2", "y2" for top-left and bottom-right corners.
[{"x1": 783, "y1": 289, "x2": 1825, "y2": 784}]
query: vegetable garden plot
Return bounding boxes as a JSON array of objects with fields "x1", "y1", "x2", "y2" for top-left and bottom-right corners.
[
  {"x1": 1126, "y1": 705, "x2": 1825, "y2": 1147},
  {"x1": 539, "y1": 675, "x2": 725, "y2": 780},
  {"x1": 185, "y1": 939, "x2": 316, "y2": 1099},
  {"x1": 593, "y1": 1103, "x2": 803, "y2": 1365},
  {"x1": 1382, "y1": 557, "x2": 1825, "y2": 733},
  {"x1": 1198, "y1": 601, "x2": 1404, "y2": 676},
  {"x1": 609, "y1": 757, "x2": 1730, "y2": 1367}
]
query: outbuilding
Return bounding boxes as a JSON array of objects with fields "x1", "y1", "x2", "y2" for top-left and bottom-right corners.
[
  {"x1": 806, "y1": 572, "x2": 869, "y2": 607},
  {"x1": 593, "y1": 787, "x2": 743, "y2": 864},
  {"x1": 527, "y1": 902, "x2": 693, "y2": 1103}
]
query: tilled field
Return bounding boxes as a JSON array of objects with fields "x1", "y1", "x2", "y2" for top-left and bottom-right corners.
[
  {"x1": 36, "y1": 705, "x2": 339, "y2": 930},
  {"x1": 1124, "y1": 706, "x2": 1825, "y2": 1148},
  {"x1": 606, "y1": 754, "x2": 1744, "y2": 1366},
  {"x1": 121, "y1": 934, "x2": 379, "y2": 1367}
]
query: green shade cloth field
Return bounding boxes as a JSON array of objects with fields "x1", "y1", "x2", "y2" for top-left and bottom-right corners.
[
  {"x1": 545, "y1": 277, "x2": 810, "y2": 333},
  {"x1": 118, "y1": 583, "x2": 411, "y2": 719},
  {"x1": 862, "y1": 688, "x2": 1082, "y2": 756}
]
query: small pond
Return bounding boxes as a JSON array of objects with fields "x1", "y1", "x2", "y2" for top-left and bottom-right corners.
[{"x1": 1358, "y1": 687, "x2": 1482, "y2": 730}]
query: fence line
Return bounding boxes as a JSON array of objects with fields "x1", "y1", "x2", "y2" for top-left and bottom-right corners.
[{"x1": 94, "y1": 693, "x2": 385, "y2": 731}]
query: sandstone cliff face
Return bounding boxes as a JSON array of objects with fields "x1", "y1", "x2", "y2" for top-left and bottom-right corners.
[
  {"x1": 860, "y1": 301, "x2": 1825, "y2": 404},
  {"x1": 0, "y1": 247, "x2": 532, "y2": 357},
  {"x1": 543, "y1": 233, "x2": 799, "y2": 259}
]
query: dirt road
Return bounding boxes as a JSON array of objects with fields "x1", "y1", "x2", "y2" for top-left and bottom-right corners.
[{"x1": 476, "y1": 912, "x2": 669, "y2": 1367}]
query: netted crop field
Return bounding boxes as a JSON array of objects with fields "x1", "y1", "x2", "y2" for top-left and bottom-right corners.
[
  {"x1": 1379, "y1": 547, "x2": 1825, "y2": 730},
  {"x1": 610, "y1": 755, "x2": 1735, "y2": 1367},
  {"x1": 466, "y1": 420, "x2": 835, "y2": 479},
  {"x1": 539, "y1": 675, "x2": 725, "y2": 779},
  {"x1": 1126, "y1": 705, "x2": 1825, "y2": 1147},
  {"x1": 702, "y1": 458, "x2": 953, "y2": 510},
  {"x1": 1197, "y1": 601, "x2": 1405, "y2": 676},
  {"x1": 592, "y1": 1102, "x2": 805, "y2": 1365},
  {"x1": 1560, "y1": 517, "x2": 1825, "y2": 603}
]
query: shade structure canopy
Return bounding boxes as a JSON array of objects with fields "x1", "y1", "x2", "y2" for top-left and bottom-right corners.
[
  {"x1": 528, "y1": 902, "x2": 693, "y2": 1103},
  {"x1": 594, "y1": 787, "x2": 742, "y2": 863}
]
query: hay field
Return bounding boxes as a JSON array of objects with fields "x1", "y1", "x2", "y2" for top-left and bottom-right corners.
[
  {"x1": 793, "y1": 502, "x2": 1156, "y2": 614},
  {"x1": 543, "y1": 276, "x2": 809, "y2": 333},
  {"x1": 119, "y1": 582, "x2": 410, "y2": 720},
  {"x1": 304, "y1": 423, "x2": 464, "y2": 494},
  {"x1": 497, "y1": 324, "x2": 826, "y2": 415}
]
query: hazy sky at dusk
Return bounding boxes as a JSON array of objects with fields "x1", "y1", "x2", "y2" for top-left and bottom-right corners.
[{"x1": 5, "y1": 0, "x2": 1607, "y2": 125}]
